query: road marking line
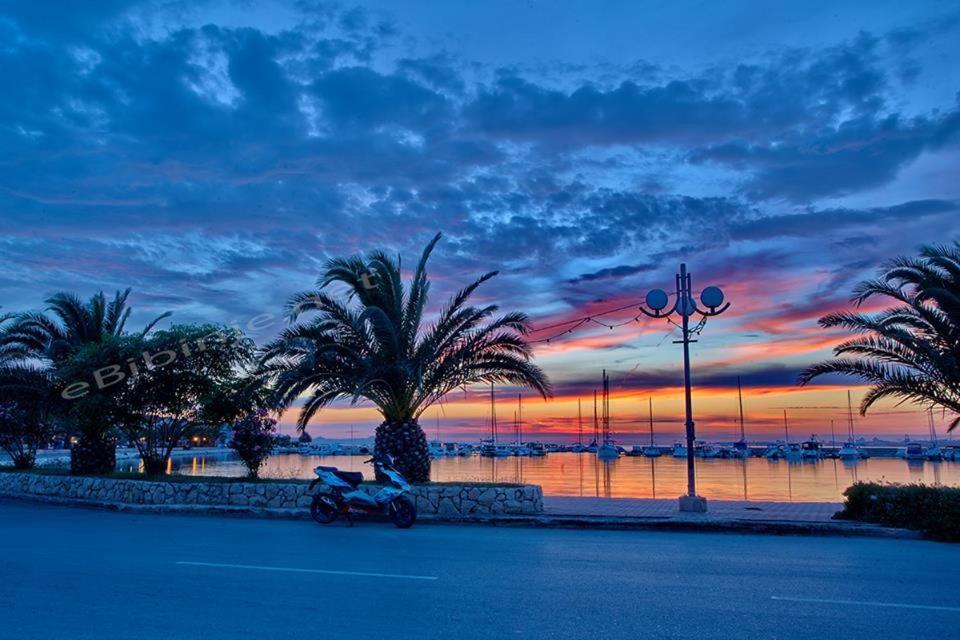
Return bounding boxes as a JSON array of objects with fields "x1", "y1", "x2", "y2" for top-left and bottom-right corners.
[
  {"x1": 771, "y1": 596, "x2": 960, "y2": 613},
  {"x1": 176, "y1": 561, "x2": 438, "y2": 581}
]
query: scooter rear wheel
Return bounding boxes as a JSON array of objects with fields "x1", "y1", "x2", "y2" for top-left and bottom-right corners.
[
  {"x1": 310, "y1": 494, "x2": 340, "y2": 524},
  {"x1": 388, "y1": 496, "x2": 417, "y2": 529}
]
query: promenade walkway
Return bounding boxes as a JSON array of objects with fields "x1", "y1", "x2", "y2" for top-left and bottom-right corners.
[{"x1": 544, "y1": 496, "x2": 841, "y2": 522}]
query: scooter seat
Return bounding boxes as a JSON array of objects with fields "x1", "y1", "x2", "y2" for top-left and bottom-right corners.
[
  {"x1": 316, "y1": 466, "x2": 363, "y2": 486},
  {"x1": 334, "y1": 470, "x2": 364, "y2": 486}
]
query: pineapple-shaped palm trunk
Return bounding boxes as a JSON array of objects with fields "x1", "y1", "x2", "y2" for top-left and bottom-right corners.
[{"x1": 374, "y1": 419, "x2": 430, "y2": 483}]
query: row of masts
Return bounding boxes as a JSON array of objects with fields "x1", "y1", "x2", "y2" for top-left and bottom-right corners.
[
  {"x1": 487, "y1": 377, "x2": 873, "y2": 446},
  {"x1": 488, "y1": 382, "x2": 525, "y2": 446}
]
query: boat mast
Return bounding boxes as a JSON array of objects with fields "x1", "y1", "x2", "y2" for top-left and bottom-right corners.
[
  {"x1": 737, "y1": 376, "x2": 746, "y2": 442},
  {"x1": 649, "y1": 397, "x2": 655, "y2": 446},
  {"x1": 490, "y1": 382, "x2": 497, "y2": 445},
  {"x1": 783, "y1": 410, "x2": 790, "y2": 444},
  {"x1": 518, "y1": 394, "x2": 523, "y2": 445},
  {"x1": 847, "y1": 390, "x2": 856, "y2": 442},
  {"x1": 602, "y1": 370, "x2": 610, "y2": 445},
  {"x1": 593, "y1": 390, "x2": 599, "y2": 445},
  {"x1": 928, "y1": 408, "x2": 937, "y2": 445},
  {"x1": 577, "y1": 399, "x2": 583, "y2": 446}
]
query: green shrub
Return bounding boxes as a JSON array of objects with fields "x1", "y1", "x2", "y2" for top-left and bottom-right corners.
[{"x1": 838, "y1": 482, "x2": 960, "y2": 541}]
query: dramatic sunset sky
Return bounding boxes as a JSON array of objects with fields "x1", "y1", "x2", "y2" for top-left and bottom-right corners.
[{"x1": 2, "y1": 1, "x2": 959, "y2": 441}]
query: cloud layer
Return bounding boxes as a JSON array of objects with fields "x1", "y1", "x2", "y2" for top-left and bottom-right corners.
[{"x1": 1, "y1": 1, "x2": 958, "y2": 435}]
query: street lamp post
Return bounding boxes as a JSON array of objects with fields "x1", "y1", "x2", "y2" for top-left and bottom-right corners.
[{"x1": 640, "y1": 263, "x2": 730, "y2": 513}]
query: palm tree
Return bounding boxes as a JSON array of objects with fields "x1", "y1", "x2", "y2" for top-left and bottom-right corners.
[
  {"x1": 799, "y1": 243, "x2": 960, "y2": 430},
  {"x1": 259, "y1": 234, "x2": 552, "y2": 482},
  {"x1": 0, "y1": 289, "x2": 170, "y2": 363},
  {"x1": 0, "y1": 289, "x2": 171, "y2": 473}
]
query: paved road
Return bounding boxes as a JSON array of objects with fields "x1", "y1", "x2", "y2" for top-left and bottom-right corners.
[{"x1": 1, "y1": 500, "x2": 958, "y2": 640}]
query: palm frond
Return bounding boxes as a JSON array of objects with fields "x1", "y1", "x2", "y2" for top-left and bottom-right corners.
[{"x1": 802, "y1": 242, "x2": 960, "y2": 430}]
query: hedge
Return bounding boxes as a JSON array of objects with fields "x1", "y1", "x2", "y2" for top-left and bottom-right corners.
[{"x1": 838, "y1": 482, "x2": 960, "y2": 541}]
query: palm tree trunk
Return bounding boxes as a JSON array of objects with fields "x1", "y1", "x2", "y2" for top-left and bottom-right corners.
[
  {"x1": 374, "y1": 419, "x2": 430, "y2": 483},
  {"x1": 70, "y1": 434, "x2": 116, "y2": 475}
]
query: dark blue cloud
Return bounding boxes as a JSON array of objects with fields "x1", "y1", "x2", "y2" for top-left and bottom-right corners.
[
  {"x1": 0, "y1": 0, "x2": 958, "y2": 367},
  {"x1": 693, "y1": 108, "x2": 960, "y2": 201}
]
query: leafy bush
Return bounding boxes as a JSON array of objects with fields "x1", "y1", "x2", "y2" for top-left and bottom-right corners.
[
  {"x1": 0, "y1": 402, "x2": 53, "y2": 469},
  {"x1": 229, "y1": 409, "x2": 277, "y2": 478},
  {"x1": 838, "y1": 482, "x2": 960, "y2": 541},
  {"x1": 0, "y1": 365, "x2": 60, "y2": 469}
]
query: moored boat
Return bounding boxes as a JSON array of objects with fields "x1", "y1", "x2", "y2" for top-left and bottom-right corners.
[
  {"x1": 839, "y1": 441, "x2": 868, "y2": 460},
  {"x1": 726, "y1": 379, "x2": 751, "y2": 458},
  {"x1": 695, "y1": 441, "x2": 721, "y2": 459},
  {"x1": 526, "y1": 442, "x2": 547, "y2": 457},
  {"x1": 838, "y1": 391, "x2": 868, "y2": 461},
  {"x1": 898, "y1": 442, "x2": 925, "y2": 461},
  {"x1": 801, "y1": 436, "x2": 823, "y2": 460},
  {"x1": 642, "y1": 398, "x2": 662, "y2": 457}
]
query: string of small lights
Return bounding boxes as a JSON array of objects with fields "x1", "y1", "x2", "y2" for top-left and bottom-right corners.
[
  {"x1": 527, "y1": 296, "x2": 678, "y2": 344},
  {"x1": 525, "y1": 280, "x2": 724, "y2": 346}
]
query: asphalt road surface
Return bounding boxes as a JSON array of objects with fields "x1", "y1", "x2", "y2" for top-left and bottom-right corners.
[{"x1": 1, "y1": 499, "x2": 958, "y2": 640}]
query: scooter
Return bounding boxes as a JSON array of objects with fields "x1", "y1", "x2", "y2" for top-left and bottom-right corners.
[{"x1": 308, "y1": 454, "x2": 417, "y2": 528}]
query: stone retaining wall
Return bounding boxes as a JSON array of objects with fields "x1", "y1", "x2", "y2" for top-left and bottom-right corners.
[{"x1": 0, "y1": 472, "x2": 543, "y2": 519}]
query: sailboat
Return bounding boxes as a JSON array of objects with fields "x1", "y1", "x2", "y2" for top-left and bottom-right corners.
[
  {"x1": 596, "y1": 370, "x2": 620, "y2": 459},
  {"x1": 428, "y1": 412, "x2": 447, "y2": 458},
  {"x1": 571, "y1": 399, "x2": 586, "y2": 453},
  {"x1": 824, "y1": 419, "x2": 840, "y2": 459},
  {"x1": 585, "y1": 390, "x2": 599, "y2": 453},
  {"x1": 643, "y1": 397, "x2": 661, "y2": 457},
  {"x1": 926, "y1": 408, "x2": 944, "y2": 461},
  {"x1": 783, "y1": 410, "x2": 803, "y2": 461},
  {"x1": 764, "y1": 411, "x2": 788, "y2": 460},
  {"x1": 838, "y1": 391, "x2": 868, "y2": 460},
  {"x1": 725, "y1": 378, "x2": 750, "y2": 458},
  {"x1": 480, "y1": 383, "x2": 511, "y2": 457},
  {"x1": 801, "y1": 434, "x2": 823, "y2": 460}
]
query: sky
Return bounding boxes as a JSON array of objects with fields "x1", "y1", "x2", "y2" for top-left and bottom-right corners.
[{"x1": 1, "y1": 0, "x2": 959, "y2": 442}]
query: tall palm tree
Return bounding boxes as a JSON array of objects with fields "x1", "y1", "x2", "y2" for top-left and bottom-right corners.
[
  {"x1": 259, "y1": 234, "x2": 551, "y2": 481},
  {"x1": 0, "y1": 289, "x2": 171, "y2": 473},
  {"x1": 800, "y1": 243, "x2": 960, "y2": 430}
]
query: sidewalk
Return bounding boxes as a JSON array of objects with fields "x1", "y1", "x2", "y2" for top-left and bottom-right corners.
[
  {"x1": 493, "y1": 496, "x2": 919, "y2": 538},
  {"x1": 544, "y1": 497, "x2": 841, "y2": 522}
]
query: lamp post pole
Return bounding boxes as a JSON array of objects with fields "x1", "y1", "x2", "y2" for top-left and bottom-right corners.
[
  {"x1": 678, "y1": 264, "x2": 697, "y2": 500},
  {"x1": 640, "y1": 263, "x2": 730, "y2": 513}
]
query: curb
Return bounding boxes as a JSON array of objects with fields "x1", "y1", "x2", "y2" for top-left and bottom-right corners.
[
  {"x1": 476, "y1": 514, "x2": 922, "y2": 539},
  {"x1": 0, "y1": 492, "x2": 922, "y2": 539}
]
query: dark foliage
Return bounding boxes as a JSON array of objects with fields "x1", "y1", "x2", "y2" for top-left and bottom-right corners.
[
  {"x1": 839, "y1": 482, "x2": 960, "y2": 541},
  {"x1": 229, "y1": 410, "x2": 278, "y2": 478},
  {"x1": 800, "y1": 243, "x2": 960, "y2": 430}
]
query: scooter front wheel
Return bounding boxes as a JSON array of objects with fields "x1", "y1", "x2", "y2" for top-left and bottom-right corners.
[
  {"x1": 388, "y1": 496, "x2": 417, "y2": 529},
  {"x1": 310, "y1": 494, "x2": 340, "y2": 525}
]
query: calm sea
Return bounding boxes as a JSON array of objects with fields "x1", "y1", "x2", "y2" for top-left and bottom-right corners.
[{"x1": 119, "y1": 451, "x2": 960, "y2": 502}]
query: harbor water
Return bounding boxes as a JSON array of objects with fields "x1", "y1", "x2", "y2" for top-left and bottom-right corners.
[{"x1": 121, "y1": 451, "x2": 960, "y2": 502}]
